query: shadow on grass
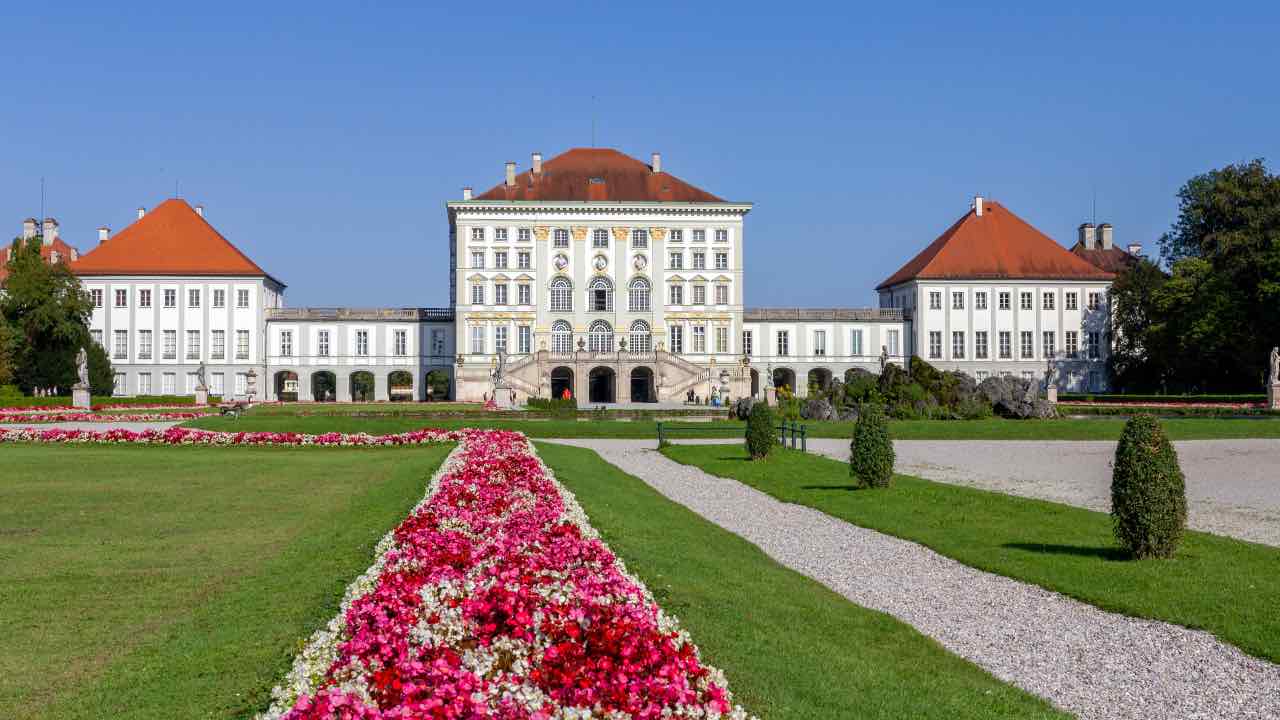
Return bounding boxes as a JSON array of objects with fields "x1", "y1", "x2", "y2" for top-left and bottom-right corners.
[
  {"x1": 799, "y1": 484, "x2": 863, "y2": 491},
  {"x1": 1002, "y1": 542, "x2": 1130, "y2": 562}
]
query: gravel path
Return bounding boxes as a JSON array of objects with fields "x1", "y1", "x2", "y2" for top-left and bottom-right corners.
[{"x1": 547, "y1": 439, "x2": 1280, "y2": 720}]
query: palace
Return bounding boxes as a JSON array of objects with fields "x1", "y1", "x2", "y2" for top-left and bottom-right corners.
[{"x1": 20, "y1": 147, "x2": 1132, "y2": 401}]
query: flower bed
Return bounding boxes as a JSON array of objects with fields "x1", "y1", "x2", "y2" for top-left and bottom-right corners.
[
  {"x1": 0, "y1": 426, "x2": 462, "y2": 447},
  {"x1": 264, "y1": 430, "x2": 752, "y2": 720},
  {"x1": 0, "y1": 411, "x2": 208, "y2": 424}
]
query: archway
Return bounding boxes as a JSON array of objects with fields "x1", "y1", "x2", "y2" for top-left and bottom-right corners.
[
  {"x1": 350, "y1": 371, "x2": 375, "y2": 402},
  {"x1": 551, "y1": 366, "x2": 574, "y2": 400},
  {"x1": 588, "y1": 366, "x2": 616, "y2": 403},
  {"x1": 311, "y1": 371, "x2": 336, "y2": 402},
  {"x1": 630, "y1": 366, "x2": 655, "y2": 403},
  {"x1": 750, "y1": 369, "x2": 760, "y2": 398},
  {"x1": 388, "y1": 370, "x2": 414, "y2": 402},
  {"x1": 808, "y1": 367, "x2": 833, "y2": 395},
  {"x1": 274, "y1": 370, "x2": 298, "y2": 402},
  {"x1": 772, "y1": 367, "x2": 796, "y2": 395},
  {"x1": 425, "y1": 370, "x2": 450, "y2": 401}
]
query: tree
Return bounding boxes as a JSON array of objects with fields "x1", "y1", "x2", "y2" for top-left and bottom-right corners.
[
  {"x1": 849, "y1": 403, "x2": 894, "y2": 488},
  {"x1": 0, "y1": 316, "x2": 16, "y2": 388},
  {"x1": 745, "y1": 401, "x2": 775, "y2": 460},
  {"x1": 1111, "y1": 415, "x2": 1186, "y2": 559}
]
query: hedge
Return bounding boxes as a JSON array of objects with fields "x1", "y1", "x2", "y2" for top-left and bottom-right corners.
[{"x1": 1060, "y1": 393, "x2": 1266, "y2": 404}]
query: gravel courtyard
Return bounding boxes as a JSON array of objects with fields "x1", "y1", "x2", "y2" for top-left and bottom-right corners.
[{"x1": 549, "y1": 439, "x2": 1280, "y2": 720}]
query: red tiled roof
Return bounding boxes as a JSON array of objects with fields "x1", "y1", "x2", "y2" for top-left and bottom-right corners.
[
  {"x1": 472, "y1": 148, "x2": 724, "y2": 202},
  {"x1": 877, "y1": 200, "x2": 1115, "y2": 289},
  {"x1": 71, "y1": 199, "x2": 281, "y2": 284},
  {"x1": 0, "y1": 236, "x2": 81, "y2": 284},
  {"x1": 1070, "y1": 242, "x2": 1141, "y2": 274}
]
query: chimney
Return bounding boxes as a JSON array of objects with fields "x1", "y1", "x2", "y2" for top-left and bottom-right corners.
[
  {"x1": 1098, "y1": 223, "x2": 1114, "y2": 250},
  {"x1": 462, "y1": 186, "x2": 473, "y2": 200},
  {"x1": 1078, "y1": 223, "x2": 1097, "y2": 250},
  {"x1": 195, "y1": 204, "x2": 205, "y2": 218},
  {"x1": 505, "y1": 161, "x2": 516, "y2": 187},
  {"x1": 137, "y1": 207, "x2": 146, "y2": 220},
  {"x1": 651, "y1": 152, "x2": 662, "y2": 174},
  {"x1": 973, "y1": 196, "x2": 984, "y2": 217},
  {"x1": 22, "y1": 218, "x2": 37, "y2": 240},
  {"x1": 532, "y1": 152, "x2": 542, "y2": 174},
  {"x1": 98, "y1": 226, "x2": 110, "y2": 243},
  {"x1": 42, "y1": 218, "x2": 59, "y2": 246},
  {"x1": 1127, "y1": 243, "x2": 1143, "y2": 256}
]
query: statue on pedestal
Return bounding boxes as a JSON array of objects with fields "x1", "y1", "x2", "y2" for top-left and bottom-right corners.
[
  {"x1": 879, "y1": 345, "x2": 889, "y2": 372},
  {"x1": 75, "y1": 347, "x2": 89, "y2": 387},
  {"x1": 1270, "y1": 346, "x2": 1279, "y2": 386},
  {"x1": 195, "y1": 361, "x2": 208, "y2": 390}
]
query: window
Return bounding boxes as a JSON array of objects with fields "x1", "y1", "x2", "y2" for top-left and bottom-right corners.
[
  {"x1": 138, "y1": 330, "x2": 153, "y2": 359},
  {"x1": 91, "y1": 329, "x2": 103, "y2": 346},
  {"x1": 715, "y1": 326, "x2": 728, "y2": 354},
  {"x1": 1065, "y1": 331, "x2": 1079, "y2": 358},
  {"x1": 139, "y1": 289, "x2": 152, "y2": 308},
  {"x1": 850, "y1": 329, "x2": 863, "y2": 356},
  {"x1": 776, "y1": 330, "x2": 789, "y2": 356},
  {"x1": 975, "y1": 292, "x2": 988, "y2": 310},
  {"x1": 588, "y1": 320, "x2": 613, "y2": 352},
  {"x1": 998, "y1": 331, "x2": 1012, "y2": 359},
  {"x1": 494, "y1": 227, "x2": 508, "y2": 242},
  {"x1": 1066, "y1": 292, "x2": 1078, "y2": 310},
  {"x1": 1088, "y1": 292, "x2": 1102, "y2": 311},
  {"x1": 518, "y1": 325, "x2": 531, "y2": 354},
  {"x1": 669, "y1": 252, "x2": 683, "y2": 269},
  {"x1": 1020, "y1": 292, "x2": 1033, "y2": 310},
  {"x1": 551, "y1": 320, "x2": 572, "y2": 353},
  {"x1": 669, "y1": 229, "x2": 683, "y2": 242},
  {"x1": 553, "y1": 228, "x2": 569, "y2": 247},
  {"x1": 1043, "y1": 292, "x2": 1055, "y2": 310},
  {"x1": 593, "y1": 229, "x2": 609, "y2": 248},
  {"x1": 1043, "y1": 331, "x2": 1056, "y2": 357},
  {"x1": 431, "y1": 329, "x2": 446, "y2": 356},
  {"x1": 471, "y1": 251, "x2": 485, "y2": 269},
  {"x1": 113, "y1": 330, "x2": 128, "y2": 359},
  {"x1": 164, "y1": 289, "x2": 177, "y2": 308},
  {"x1": 138, "y1": 373, "x2": 152, "y2": 395},
  {"x1": 470, "y1": 325, "x2": 485, "y2": 354},
  {"x1": 692, "y1": 229, "x2": 706, "y2": 243},
  {"x1": 188, "y1": 289, "x2": 200, "y2": 308},
  {"x1": 518, "y1": 283, "x2": 531, "y2": 305},
  {"x1": 494, "y1": 251, "x2": 508, "y2": 269},
  {"x1": 886, "y1": 330, "x2": 900, "y2": 356},
  {"x1": 692, "y1": 285, "x2": 706, "y2": 305},
  {"x1": 518, "y1": 228, "x2": 531, "y2": 242},
  {"x1": 1088, "y1": 331, "x2": 1101, "y2": 359},
  {"x1": 187, "y1": 330, "x2": 201, "y2": 359},
  {"x1": 314, "y1": 330, "x2": 329, "y2": 357},
  {"x1": 715, "y1": 229, "x2": 728, "y2": 242},
  {"x1": 670, "y1": 325, "x2": 684, "y2": 354},
  {"x1": 668, "y1": 283, "x2": 683, "y2": 305},
  {"x1": 517, "y1": 251, "x2": 531, "y2": 269},
  {"x1": 588, "y1": 277, "x2": 613, "y2": 312},
  {"x1": 628, "y1": 277, "x2": 650, "y2": 312},
  {"x1": 813, "y1": 330, "x2": 827, "y2": 356},
  {"x1": 470, "y1": 282, "x2": 485, "y2": 305},
  {"x1": 210, "y1": 372, "x2": 224, "y2": 395},
  {"x1": 976, "y1": 370, "x2": 990, "y2": 381},
  {"x1": 236, "y1": 330, "x2": 249, "y2": 360},
  {"x1": 1089, "y1": 370, "x2": 1102, "y2": 391},
  {"x1": 998, "y1": 291, "x2": 1011, "y2": 310},
  {"x1": 495, "y1": 283, "x2": 508, "y2": 305},
  {"x1": 235, "y1": 373, "x2": 247, "y2": 396},
  {"x1": 356, "y1": 330, "x2": 369, "y2": 356},
  {"x1": 631, "y1": 229, "x2": 648, "y2": 248},
  {"x1": 929, "y1": 291, "x2": 942, "y2": 310},
  {"x1": 236, "y1": 289, "x2": 250, "y2": 308},
  {"x1": 742, "y1": 330, "x2": 754, "y2": 356},
  {"x1": 952, "y1": 292, "x2": 964, "y2": 310},
  {"x1": 929, "y1": 331, "x2": 942, "y2": 359},
  {"x1": 952, "y1": 331, "x2": 965, "y2": 359},
  {"x1": 975, "y1": 331, "x2": 988, "y2": 359},
  {"x1": 212, "y1": 289, "x2": 225, "y2": 308},
  {"x1": 471, "y1": 227, "x2": 485, "y2": 242},
  {"x1": 630, "y1": 320, "x2": 652, "y2": 353},
  {"x1": 692, "y1": 324, "x2": 706, "y2": 353},
  {"x1": 714, "y1": 284, "x2": 729, "y2": 305},
  {"x1": 279, "y1": 330, "x2": 293, "y2": 357},
  {"x1": 1021, "y1": 371, "x2": 1035, "y2": 382},
  {"x1": 1020, "y1": 331, "x2": 1034, "y2": 359},
  {"x1": 185, "y1": 371, "x2": 199, "y2": 394},
  {"x1": 91, "y1": 289, "x2": 103, "y2": 308},
  {"x1": 714, "y1": 252, "x2": 728, "y2": 270},
  {"x1": 394, "y1": 329, "x2": 407, "y2": 356},
  {"x1": 114, "y1": 289, "x2": 127, "y2": 307},
  {"x1": 163, "y1": 330, "x2": 177, "y2": 359},
  {"x1": 550, "y1": 277, "x2": 572, "y2": 312},
  {"x1": 162, "y1": 372, "x2": 176, "y2": 395},
  {"x1": 692, "y1": 251, "x2": 706, "y2": 270},
  {"x1": 494, "y1": 326, "x2": 508, "y2": 353},
  {"x1": 211, "y1": 330, "x2": 225, "y2": 360}
]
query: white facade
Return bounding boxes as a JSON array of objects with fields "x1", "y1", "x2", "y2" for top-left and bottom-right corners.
[{"x1": 741, "y1": 308, "x2": 908, "y2": 396}]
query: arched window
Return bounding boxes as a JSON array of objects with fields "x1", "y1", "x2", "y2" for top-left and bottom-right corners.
[
  {"x1": 587, "y1": 277, "x2": 613, "y2": 312},
  {"x1": 549, "y1": 277, "x2": 572, "y2": 312},
  {"x1": 551, "y1": 320, "x2": 573, "y2": 354},
  {"x1": 628, "y1": 277, "x2": 651, "y2": 312},
  {"x1": 588, "y1": 320, "x2": 614, "y2": 353},
  {"x1": 629, "y1": 320, "x2": 651, "y2": 353}
]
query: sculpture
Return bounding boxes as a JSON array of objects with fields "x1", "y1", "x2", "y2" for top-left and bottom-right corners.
[
  {"x1": 492, "y1": 347, "x2": 508, "y2": 387},
  {"x1": 195, "y1": 361, "x2": 208, "y2": 390},
  {"x1": 1271, "y1": 346, "x2": 1279, "y2": 385},
  {"x1": 879, "y1": 345, "x2": 889, "y2": 371},
  {"x1": 75, "y1": 347, "x2": 89, "y2": 386}
]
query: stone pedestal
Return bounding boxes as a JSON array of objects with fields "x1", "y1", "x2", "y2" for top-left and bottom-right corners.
[
  {"x1": 1046, "y1": 384, "x2": 1058, "y2": 404},
  {"x1": 494, "y1": 386, "x2": 517, "y2": 410},
  {"x1": 194, "y1": 386, "x2": 209, "y2": 406},
  {"x1": 1269, "y1": 383, "x2": 1279, "y2": 410},
  {"x1": 72, "y1": 383, "x2": 91, "y2": 409}
]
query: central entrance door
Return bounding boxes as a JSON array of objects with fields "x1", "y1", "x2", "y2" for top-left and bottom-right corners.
[
  {"x1": 588, "y1": 366, "x2": 616, "y2": 403},
  {"x1": 550, "y1": 366, "x2": 574, "y2": 400},
  {"x1": 630, "y1": 366, "x2": 655, "y2": 403}
]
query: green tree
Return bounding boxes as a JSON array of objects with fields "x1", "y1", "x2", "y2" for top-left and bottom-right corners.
[
  {"x1": 849, "y1": 403, "x2": 894, "y2": 488},
  {"x1": 0, "y1": 316, "x2": 16, "y2": 388},
  {"x1": 745, "y1": 401, "x2": 775, "y2": 460},
  {"x1": 1111, "y1": 415, "x2": 1186, "y2": 559}
]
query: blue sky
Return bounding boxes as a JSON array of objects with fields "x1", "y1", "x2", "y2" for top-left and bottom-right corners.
[{"x1": 2, "y1": 2, "x2": 1277, "y2": 307}]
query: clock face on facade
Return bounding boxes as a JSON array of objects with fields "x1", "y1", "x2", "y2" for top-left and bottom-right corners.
[
  {"x1": 593, "y1": 254, "x2": 608, "y2": 271},
  {"x1": 633, "y1": 254, "x2": 648, "y2": 271},
  {"x1": 553, "y1": 254, "x2": 569, "y2": 270}
]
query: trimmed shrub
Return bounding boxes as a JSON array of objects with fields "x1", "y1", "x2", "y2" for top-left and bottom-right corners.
[
  {"x1": 745, "y1": 401, "x2": 775, "y2": 460},
  {"x1": 527, "y1": 397, "x2": 577, "y2": 417},
  {"x1": 1111, "y1": 414, "x2": 1187, "y2": 559},
  {"x1": 850, "y1": 403, "x2": 894, "y2": 488}
]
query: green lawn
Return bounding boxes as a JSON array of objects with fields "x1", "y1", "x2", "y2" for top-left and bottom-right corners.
[
  {"x1": 661, "y1": 444, "x2": 1280, "y2": 664},
  {"x1": 250, "y1": 402, "x2": 483, "y2": 415},
  {"x1": 183, "y1": 411, "x2": 1280, "y2": 440},
  {"x1": 535, "y1": 442, "x2": 1067, "y2": 719},
  {"x1": 0, "y1": 443, "x2": 453, "y2": 720}
]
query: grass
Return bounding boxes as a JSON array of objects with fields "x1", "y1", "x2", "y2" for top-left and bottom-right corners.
[
  {"x1": 0, "y1": 443, "x2": 454, "y2": 720},
  {"x1": 535, "y1": 442, "x2": 1068, "y2": 719},
  {"x1": 661, "y1": 444, "x2": 1280, "y2": 664},
  {"x1": 249, "y1": 401, "x2": 483, "y2": 415},
  {"x1": 182, "y1": 411, "x2": 1280, "y2": 440}
]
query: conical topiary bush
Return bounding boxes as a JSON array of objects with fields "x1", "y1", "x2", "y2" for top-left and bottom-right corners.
[
  {"x1": 1111, "y1": 414, "x2": 1187, "y2": 559},
  {"x1": 850, "y1": 403, "x2": 894, "y2": 488}
]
